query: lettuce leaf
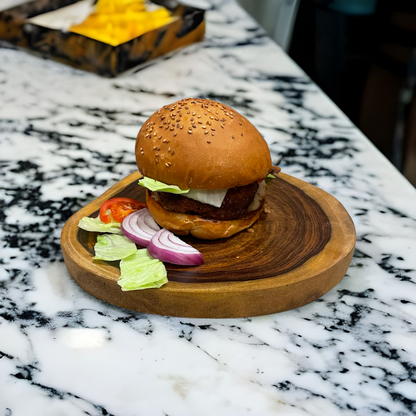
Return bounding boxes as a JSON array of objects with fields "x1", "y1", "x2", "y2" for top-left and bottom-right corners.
[
  {"x1": 138, "y1": 177, "x2": 189, "y2": 194},
  {"x1": 267, "y1": 174, "x2": 276, "y2": 179},
  {"x1": 94, "y1": 234, "x2": 137, "y2": 261},
  {"x1": 118, "y1": 249, "x2": 168, "y2": 291},
  {"x1": 78, "y1": 216, "x2": 122, "y2": 234}
]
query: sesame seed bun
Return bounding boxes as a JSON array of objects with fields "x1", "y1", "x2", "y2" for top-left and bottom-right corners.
[
  {"x1": 135, "y1": 98, "x2": 272, "y2": 190},
  {"x1": 146, "y1": 190, "x2": 264, "y2": 240}
]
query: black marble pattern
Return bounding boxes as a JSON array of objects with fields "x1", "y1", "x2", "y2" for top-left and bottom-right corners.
[{"x1": 1, "y1": 0, "x2": 416, "y2": 414}]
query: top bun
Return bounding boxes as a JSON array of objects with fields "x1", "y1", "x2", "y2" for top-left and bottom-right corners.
[{"x1": 135, "y1": 98, "x2": 272, "y2": 190}]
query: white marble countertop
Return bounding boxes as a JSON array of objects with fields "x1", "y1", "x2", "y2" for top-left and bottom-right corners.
[{"x1": 1, "y1": 0, "x2": 416, "y2": 414}]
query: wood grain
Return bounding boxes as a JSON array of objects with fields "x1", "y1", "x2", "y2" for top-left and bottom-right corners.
[{"x1": 61, "y1": 171, "x2": 356, "y2": 318}]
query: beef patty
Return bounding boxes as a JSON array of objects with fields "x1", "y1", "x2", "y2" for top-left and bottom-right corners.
[{"x1": 150, "y1": 181, "x2": 259, "y2": 220}]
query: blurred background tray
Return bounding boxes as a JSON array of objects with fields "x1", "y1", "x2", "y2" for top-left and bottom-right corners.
[{"x1": 0, "y1": 0, "x2": 205, "y2": 77}]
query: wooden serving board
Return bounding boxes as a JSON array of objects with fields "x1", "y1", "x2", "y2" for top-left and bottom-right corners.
[{"x1": 61, "y1": 171, "x2": 355, "y2": 318}]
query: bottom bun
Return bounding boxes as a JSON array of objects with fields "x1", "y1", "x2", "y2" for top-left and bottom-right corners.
[{"x1": 146, "y1": 191, "x2": 263, "y2": 240}]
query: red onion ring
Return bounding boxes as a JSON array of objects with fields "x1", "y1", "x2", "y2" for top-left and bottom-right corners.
[
  {"x1": 121, "y1": 208, "x2": 160, "y2": 247},
  {"x1": 148, "y1": 229, "x2": 204, "y2": 266}
]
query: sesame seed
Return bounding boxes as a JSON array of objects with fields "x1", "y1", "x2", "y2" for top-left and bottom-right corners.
[
  {"x1": 185, "y1": 106, "x2": 188, "y2": 110},
  {"x1": 198, "y1": 115, "x2": 201, "y2": 118},
  {"x1": 168, "y1": 147, "x2": 171, "y2": 152},
  {"x1": 171, "y1": 150, "x2": 175, "y2": 155},
  {"x1": 153, "y1": 132, "x2": 157, "y2": 136},
  {"x1": 211, "y1": 132, "x2": 214, "y2": 136},
  {"x1": 192, "y1": 111, "x2": 196, "y2": 116},
  {"x1": 207, "y1": 121, "x2": 211, "y2": 125},
  {"x1": 192, "y1": 124, "x2": 196, "y2": 128},
  {"x1": 202, "y1": 126, "x2": 206, "y2": 129},
  {"x1": 198, "y1": 121, "x2": 202, "y2": 124},
  {"x1": 210, "y1": 116, "x2": 214, "y2": 119},
  {"x1": 163, "y1": 139, "x2": 169, "y2": 143},
  {"x1": 170, "y1": 127, "x2": 174, "y2": 131},
  {"x1": 174, "y1": 132, "x2": 177, "y2": 137},
  {"x1": 207, "y1": 140, "x2": 211, "y2": 144},
  {"x1": 205, "y1": 131, "x2": 209, "y2": 135},
  {"x1": 165, "y1": 162, "x2": 170, "y2": 167},
  {"x1": 221, "y1": 125, "x2": 224, "y2": 128},
  {"x1": 239, "y1": 122, "x2": 242, "y2": 125},
  {"x1": 176, "y1": 119, "x2": 180, "y2": 122},
  {"x1": 204, "y1": 112, "x2": 207, "y2": 115},
  {"x1": 187, "y1": 111, "x2": 190, "y2": 114},
  {"x1": 211, "y1": 128, "x2": 215, "y2": 131},
  {"x1": 141, "y1": 151, "x2": 144, "y2": 155},
  {"x1": 191, "y1": 117, "x2": 194, "y2": 121},
  {"x1": 145, "y1": 133, "x2": 149, "y2": 138},
  {"x1": 153, "y1": 146, "x2": 157, "y2": 150},
  {"x1": 188, "y1": 129, "x2": 193, "y2": 134},
  {"x1": 241, "y1": 133, "x2": 243, "y2": 136},
  {"x1": 180, "y1": 125, "x2": 184, "y2": 129},
  {"x1": 159, "y1": 135, "x2": 162, "y2": 139},
  {"x1": 232, "y1": 135, "x2": 235, "y2": 139}
]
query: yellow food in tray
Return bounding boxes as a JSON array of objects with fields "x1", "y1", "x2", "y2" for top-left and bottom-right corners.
[{"x1": 70, "y1": 0, "x2": 174, "y2": 46}]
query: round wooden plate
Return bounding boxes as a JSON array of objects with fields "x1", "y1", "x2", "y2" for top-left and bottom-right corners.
[{"x1": 61, "y1": 171, "x2": 355, "y2": 318}]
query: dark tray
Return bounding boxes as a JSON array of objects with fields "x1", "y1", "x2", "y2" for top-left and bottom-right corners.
[{"x1": 0, "y1": 0, "x2": 205, "y2": 77}]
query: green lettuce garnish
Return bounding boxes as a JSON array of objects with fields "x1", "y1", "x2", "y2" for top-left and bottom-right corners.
[
  {"x1": 94, "y1": 234, "x2": 137, "y2": 261},
  {"x1": 138, "y1": 177, "x2": 189, "y2": 194},
  {"x1": 118, "y1": 249, "x2": 168, "y2": 291},
  {"x1": 266, "y1": 173, "x2": 276, "y2": 183},
  {"x1": 78, "y1": 216, "x2": 122, "y2": 234}
]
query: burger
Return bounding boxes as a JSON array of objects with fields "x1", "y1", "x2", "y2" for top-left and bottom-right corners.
[{"x1": 135, "y1": 97, "x2": 277, "y2": 240}]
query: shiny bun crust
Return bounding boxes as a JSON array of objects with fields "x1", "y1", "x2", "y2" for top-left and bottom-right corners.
[
  {"x1": 146, "y1": 191, "x2": 263, "y2": 240},
  {"x1": 136, "y1": 98, "x2": 272, "y2": 190}
]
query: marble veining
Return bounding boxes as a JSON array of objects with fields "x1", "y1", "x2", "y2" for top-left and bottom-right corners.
[{"x1": 1, "y1": 0, "x2": 416, "y2": 414}]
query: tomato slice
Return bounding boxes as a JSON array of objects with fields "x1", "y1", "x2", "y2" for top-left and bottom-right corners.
[{"x1": 99, "y1": 197, "x2": 146, "y2": 223}]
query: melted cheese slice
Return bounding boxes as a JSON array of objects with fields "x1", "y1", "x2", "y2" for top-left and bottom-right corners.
[{"x1": 183, "y1": 189, "x2": 228, "y2": 208}]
